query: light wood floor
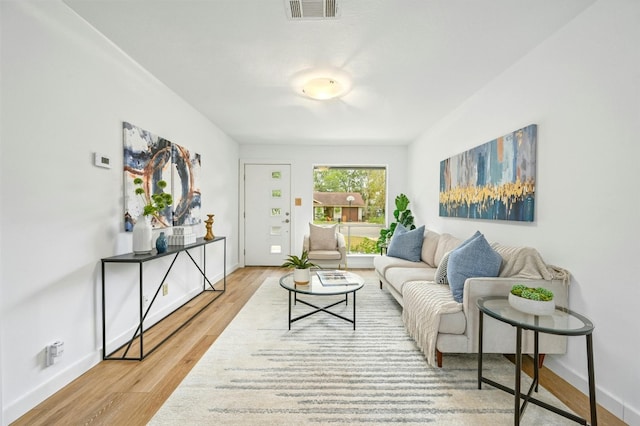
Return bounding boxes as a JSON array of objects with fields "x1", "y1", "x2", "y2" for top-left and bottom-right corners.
[{"x1": 13, "y1": 267, "x2": 624, "y2": 425}]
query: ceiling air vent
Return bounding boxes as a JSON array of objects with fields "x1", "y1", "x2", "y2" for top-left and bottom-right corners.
[{"x1": 286, "y1": 0, "x2": 340, "y2": 20}]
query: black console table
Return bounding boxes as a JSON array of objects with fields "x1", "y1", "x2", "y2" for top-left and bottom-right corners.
[{"x1": 101, "y1": 236, "x2": 226, "y2": 360}]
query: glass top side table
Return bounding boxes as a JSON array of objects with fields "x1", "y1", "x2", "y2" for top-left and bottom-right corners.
[{"x1": 477, "y1": 296, "x2": 597, "y2": 425}]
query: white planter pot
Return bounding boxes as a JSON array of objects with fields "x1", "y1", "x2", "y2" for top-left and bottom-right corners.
[
  {"x1": 293, "y1": 268, "x2": 310, "y2": 285},
  {"x1": 132, "y1": 214, "x2": 153, "y2": 254},
  {"x1": 508, "y1": 292, "x2": 555, "y2": 316}
]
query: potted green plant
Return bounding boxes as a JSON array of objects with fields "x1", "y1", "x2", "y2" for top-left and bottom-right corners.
[
  {"x1": 508, "y1": 284, "x2": 555, "y2": 315},
  {"x1": 132, "y1": 178, "x2": 173, "y2": 254},
  {"x1": 377, "y1": 193, "x2": 415, "y2": 251},
  {"x1": 281, "y1": 250, "x2": 318, "y2": 285}
]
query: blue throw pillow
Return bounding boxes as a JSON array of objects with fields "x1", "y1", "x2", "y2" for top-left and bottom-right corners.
[
  {"x1": 387, "y1": 225, "x2": 425, "y2": 262},
  {"x1": 447, "y1": 232, "x2": 502, "y2": 303}
]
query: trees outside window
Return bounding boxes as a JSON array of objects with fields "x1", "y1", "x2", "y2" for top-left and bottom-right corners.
[{"x1": 313, "y1": 166, "x2": 386, "y2": 254}]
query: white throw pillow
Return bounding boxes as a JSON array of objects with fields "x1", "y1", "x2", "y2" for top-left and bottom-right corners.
[{"x1": 309, "y1": 223, "x2": 337, "y2": 250}]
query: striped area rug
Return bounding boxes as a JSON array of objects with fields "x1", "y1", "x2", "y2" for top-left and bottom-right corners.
[{"x1": 150, "y1": 276, "x2": 575, "y2": 425}]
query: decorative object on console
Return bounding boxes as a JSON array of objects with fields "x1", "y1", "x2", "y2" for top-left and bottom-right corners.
[
  {"x1": 132, "y1": 214, "x2": 153, "y2": 254},
  {"x1": 133, "y1": 178, "x2": 173, "y2": 218},
  {"x1": 130, "y1": 177, "x2": 173, "y2": 254},
  {"x1": 156, "y1": 232, "x2": 168, "y2": 253},
  {"x1": 281, "y1": 250, "x2": 318, "y2": 285},
  {"x1": 439, "y1": 124, "x2": 537, "y2": 222},
  {"x1": 204, "y1": 214, "x2": 215, "y2": 240},
  {"x1": 508, "y1": 284, "x2": 555, "y2": 315},
  {"x1": 167, "y1": 226, "x2": 196, "y2": 246}
]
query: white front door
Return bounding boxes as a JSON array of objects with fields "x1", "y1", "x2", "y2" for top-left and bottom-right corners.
[{"x1": 244, "y1": 164, "x2": 291, "y2": 266}]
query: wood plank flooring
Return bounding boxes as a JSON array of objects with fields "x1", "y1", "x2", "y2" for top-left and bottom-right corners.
[{"x1": 13, "y1": 267, "x2": 624, "y2": 425}]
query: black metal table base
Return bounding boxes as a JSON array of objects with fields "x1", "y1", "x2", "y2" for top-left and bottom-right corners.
[
  {"x1": 287, "y1": 291, "x2": 357, "y2": 330},
  {"x1": 478, "y1": 310, "x2": 597, "y2": 425},
  {"x1": 102, "y1": 237, "x2": 226, "y2": 361}
]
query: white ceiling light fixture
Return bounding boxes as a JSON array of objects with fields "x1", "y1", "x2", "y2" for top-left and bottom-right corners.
[
  {"x1": 293, "y1": 68, "x2": 352, "y2": 101},
  {"x1": 302, "y1": 77, "x2": 346, "y2": 100}
]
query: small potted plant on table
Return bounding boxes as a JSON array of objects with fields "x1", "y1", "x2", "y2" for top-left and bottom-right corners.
[
  {"x1": 508, "y1": 284, "x2": 555, "y2": 315},
  {"x1": 281, "y1": 250, "x2": 318, "y2": 285}
]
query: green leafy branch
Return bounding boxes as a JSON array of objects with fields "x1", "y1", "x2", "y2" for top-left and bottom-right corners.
[{"x1": 134, "y1": 177, "x2": 173, "y2": 218}]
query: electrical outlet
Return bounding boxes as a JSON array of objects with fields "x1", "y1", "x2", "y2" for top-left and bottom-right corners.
[
  {"x1": 162, "y1": 283, "x2": 168, "y2": 296},
  {"x1": 45, "y1": 341, "x2": 64, "y2": 366}
]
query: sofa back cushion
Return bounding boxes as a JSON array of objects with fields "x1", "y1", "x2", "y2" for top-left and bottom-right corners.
[
  {"x1": 420, "y1": 230, "x2": 440, "y2": 267},
  {"x1": 447, "y1": 232, "x2": 502, "y2": 303},
  {"x1": 387, "y1": 224, "x2": 425, "y2": 262},
  {"x1": 434, "y1": 233, "x2": 463, "y2": 266}
]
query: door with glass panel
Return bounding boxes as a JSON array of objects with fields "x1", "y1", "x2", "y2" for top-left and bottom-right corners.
[{"x1": 244, "y1": 164, "x2": 291, "y2": 265}]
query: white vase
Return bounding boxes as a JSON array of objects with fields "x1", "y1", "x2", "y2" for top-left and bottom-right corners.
[
  {"x1": 132, "y1": 214, "x2": 153, "y2": 254},
  {"x1": 508, "y1": 292, "x2": 555, "y2": 316},
  {"x1": 293, "y1": 268, "x2": 310, "y2": 285}
]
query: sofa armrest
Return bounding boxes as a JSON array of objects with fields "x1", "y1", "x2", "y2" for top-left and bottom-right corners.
[
  {"x1": 462, "y1": 277, "x2": 569, "y2": 352},
  {"x1": 303, "y1": 235, "x2": 310, "y2": 252}
]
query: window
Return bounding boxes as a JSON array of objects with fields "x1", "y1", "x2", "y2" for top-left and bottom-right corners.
[{"x1": 313, "y1": 166, "x2": 386, "y2": 254}]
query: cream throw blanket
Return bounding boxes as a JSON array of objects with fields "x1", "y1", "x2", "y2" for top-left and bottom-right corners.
[
  {"x1": 402, "y1": 245, "x2": 570, "y2": 367},
  {"x1": 492, "y1": 244, "x2": 570, "y2": 283},
  {"x1": 402, "y1": 281, "x2": 462, "y2": 367}
]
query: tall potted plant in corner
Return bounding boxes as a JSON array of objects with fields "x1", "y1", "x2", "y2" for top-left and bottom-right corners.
[
  {"x1": 376, "y1": 193, "x2": 415, "y2": 251},
  {"x1": 132, "y1": 177, "x2": 173, "y2": 254},
  {"x1": 281, "y1": 250, "x2": 318, "y2": 285}
]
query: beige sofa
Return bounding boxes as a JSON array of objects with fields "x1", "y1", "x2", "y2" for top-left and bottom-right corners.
[{"x1": 374, "y1": 230, "x2": 570, "y2": 367}]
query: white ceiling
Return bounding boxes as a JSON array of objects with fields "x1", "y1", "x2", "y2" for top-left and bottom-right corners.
[{"x1": 63, "y1": 0, "x2": 594, "y2": 146}]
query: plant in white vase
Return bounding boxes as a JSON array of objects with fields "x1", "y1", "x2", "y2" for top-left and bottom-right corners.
[
  {"x1": 132, "y1": 178, "x2": 173, "y2": 254},
  {"x1": 281, "y1": 250, "x2": 318, "y2": 285},
  {"x1": 508, "y1": 284, "x2": 555, "y2": 315}
]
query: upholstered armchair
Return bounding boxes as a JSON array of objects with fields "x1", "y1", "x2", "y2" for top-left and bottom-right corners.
[{"x1": 303, "y1": 223, "x2": 347, "y2": 269}]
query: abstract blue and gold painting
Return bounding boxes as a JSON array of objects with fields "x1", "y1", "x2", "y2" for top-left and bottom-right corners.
[{"x1": 439, "y1": 124, "x2": 537, "y2": 222}]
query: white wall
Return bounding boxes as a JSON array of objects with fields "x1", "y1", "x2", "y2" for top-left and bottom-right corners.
[
  {"x1": 408, "y1": 0, "x2": 640, "y2": 423},
  {"x1": 0, "y1": 2, "x2": 239, "y2": 423},
  {"x1": 239, "y1": 144, "x2": 407, "y2": 268}
]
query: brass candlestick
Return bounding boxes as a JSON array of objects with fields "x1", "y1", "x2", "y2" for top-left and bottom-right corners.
[{"x1": 204, "y1": 214, "x2": 215, "y2": 240}]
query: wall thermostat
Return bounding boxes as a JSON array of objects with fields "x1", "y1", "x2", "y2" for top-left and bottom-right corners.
[{"x1": 94, "y1": 152, "x2": 111, "y2": 169}]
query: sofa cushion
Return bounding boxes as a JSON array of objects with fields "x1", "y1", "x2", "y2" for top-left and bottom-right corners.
[
  {"x1": 420, "y1": 230, "x2": 440, "y2": 267},
  {"x1": 387, "y1": 224, "x2": 425, "y2": 262},
  {"x1": 374, "y1": 254, "x2": 429, "y2": 276},
  {"x1": 435, "y1": 251, "x2": 452, "y2": 284},
  {"x1": 434, "y1": 233, "x2": 463, "y2": 266},
  {"x1": 439, "y1": 311, "x2": 466, "y2": 334},
  {"x1": 309, "y1": 223, "x2": 337, "y2": 250},
  {"x1": 385, "y1": 266, "x2": 436, "y2": 295},
  {"x1": 307, "y1": 250, "x2": 342, "y2": 260},
  {"x1": 447, "y1": 232, "x2": 502, "y2": 303}
]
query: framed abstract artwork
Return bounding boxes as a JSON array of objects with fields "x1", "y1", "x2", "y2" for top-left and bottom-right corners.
[
  {"x1": 171, "y1": 143, "x2": 201, "y2": 227},
  {"x1": 439, "y1": 124, "x2": 537, "y2": 222},
  {"x1": 123, "y1": 122, "x2": 201, "y2": 231}
]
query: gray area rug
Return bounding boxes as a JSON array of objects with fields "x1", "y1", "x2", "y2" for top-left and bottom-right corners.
[{"x1": 150, "y1": 276, "x2": 576, "y2": 425}]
